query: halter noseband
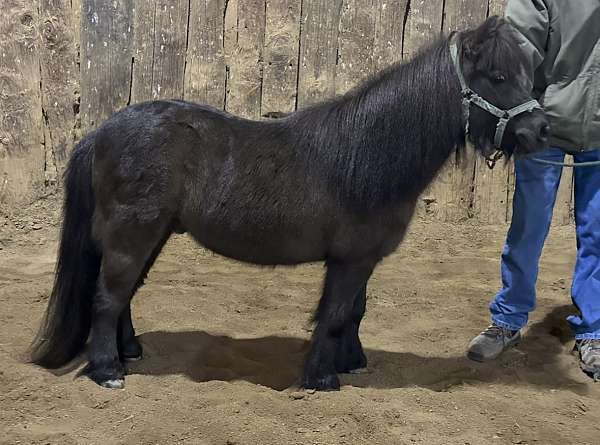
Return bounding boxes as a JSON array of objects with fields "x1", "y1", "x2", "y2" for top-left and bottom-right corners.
[{"x1": 449, "y1": 34, "x2": 542, "y2": 169}]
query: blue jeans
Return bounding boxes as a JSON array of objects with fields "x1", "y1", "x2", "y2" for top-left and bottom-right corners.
[{"x1": 490, "y1": 147, "x2": 600, "y2": 339}]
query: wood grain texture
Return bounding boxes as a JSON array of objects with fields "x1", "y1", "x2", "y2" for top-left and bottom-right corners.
[
  {"x1": 488, "y1": 0, "x2": 508, "y2": 17},
  {"x1": 261, "y1": 0, "x2": 301, "y2": 114},
  {"x1": 336, "y1": 0, "x2": 375, "y2": 95},
  {"x1": 554, "y1": 161, "x2": 574, "y2": 226},
  {"x1": 184, "y1": 0, "x2": 226, "y2": 108},
  {"x1": 402, "y1": 0, "x2": 443, "y2": 60},
  {"x1": 80, "y1": 0, "x2": 133, "y2": 128},
  {"x1": 38, "y1": 0, "x2": 80, "y2": 180},
  {"x1": 0, "y1": 0, "x2": 45, "y2": 204},
  {"x1": 297, "y1": 0, "x2": 343, "y2": 107},
  {"x1": 224, "y1": 0, "x2": 266, "y2": 118},
  {"x1": 131, "y1": 0, "x2": 189, "y2": 102},
  {"x1": 373, "y1": 0, "x2": 407, "y2": 70}
]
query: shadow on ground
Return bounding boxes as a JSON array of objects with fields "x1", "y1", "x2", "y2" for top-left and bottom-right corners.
[{"x1": 128, "y1": 305, "x2": 589, "y2": 394}]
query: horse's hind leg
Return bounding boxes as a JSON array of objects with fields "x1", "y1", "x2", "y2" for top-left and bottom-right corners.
[
  {"x1": 303, "y1": 260, "x2": 375, "y2": 391},
  {"x1": 335, "y1": 284, "x2": 367, "y2": 373},
  {"x1": 85, "y1": 221, "x2": 170, "y2": 388},
  {"x1": 117, "y1": 236, "x2": 169, "y2": 362}
]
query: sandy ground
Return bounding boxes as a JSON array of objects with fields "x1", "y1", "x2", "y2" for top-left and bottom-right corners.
[{"x1": 1, "y1": 195, "x2": 600, "y2": 445}]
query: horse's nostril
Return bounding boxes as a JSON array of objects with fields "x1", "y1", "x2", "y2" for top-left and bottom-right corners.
[{"x1": 539, "y1": 123, "x2": 550, "y2": 139}]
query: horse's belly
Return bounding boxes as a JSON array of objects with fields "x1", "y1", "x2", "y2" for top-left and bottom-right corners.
[{"x1": 188, "y1": 221, "x2": 327, "y2": 266}]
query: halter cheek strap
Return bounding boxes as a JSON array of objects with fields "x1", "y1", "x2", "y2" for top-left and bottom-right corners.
[{"x1": 449, "y1": 35, "x2": 542, "y2": 167}]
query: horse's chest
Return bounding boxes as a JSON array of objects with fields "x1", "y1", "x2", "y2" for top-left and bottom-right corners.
[{"x1": 330, "y1": 208, "x2": 412, "y2": 261}]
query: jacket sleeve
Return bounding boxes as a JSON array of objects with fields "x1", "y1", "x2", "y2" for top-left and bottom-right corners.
[{"x1": 504, "y1": 0, "x2": 550, "y2": 72}]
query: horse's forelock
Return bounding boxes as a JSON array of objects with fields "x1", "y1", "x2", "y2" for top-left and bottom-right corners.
[{"x1": 474, "y1": 20, "x2": 526, "y2": 77}]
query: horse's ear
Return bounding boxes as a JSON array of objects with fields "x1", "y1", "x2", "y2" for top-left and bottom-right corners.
[
  {"x1": 485, "y1": 15, "x2": 504, "y2": 29},
  {"x1": 462, "y1": 30, "x2": 480, "y2": 61}
]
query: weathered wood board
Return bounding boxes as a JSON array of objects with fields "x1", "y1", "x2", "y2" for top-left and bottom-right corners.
[{"x1": 0, "y1": 1, "x2": 45, "y2": 204}]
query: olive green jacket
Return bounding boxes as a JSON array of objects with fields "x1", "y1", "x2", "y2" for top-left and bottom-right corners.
[{"x1": 505, "y1": 0, "x2": 600, "y2": 151}]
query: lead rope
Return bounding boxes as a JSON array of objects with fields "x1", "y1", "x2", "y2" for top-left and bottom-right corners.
[{"x1": 530, "y1": 156, "x2": 600, "y2": 167}]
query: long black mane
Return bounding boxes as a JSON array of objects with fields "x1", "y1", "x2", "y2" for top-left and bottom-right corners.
[{"x1": 286, "y1": 38, "x2": 464, "y2": 210}]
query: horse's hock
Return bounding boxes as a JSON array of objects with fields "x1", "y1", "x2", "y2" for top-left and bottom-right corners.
[{"x1": 0, "y1": 0, "x2": 574, "y2": 225}]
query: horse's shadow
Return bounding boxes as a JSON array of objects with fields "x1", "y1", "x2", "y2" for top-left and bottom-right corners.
[{"x1": 128, "y1": 305, "x2": 589, "y2": 394}]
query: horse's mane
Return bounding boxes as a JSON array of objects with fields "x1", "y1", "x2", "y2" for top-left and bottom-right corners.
[{"x1": 285, "y1": 37, "x2": 464, "y2": 211}]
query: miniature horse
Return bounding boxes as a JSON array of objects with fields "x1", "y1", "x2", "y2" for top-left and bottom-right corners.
[{"x1": 31, "y1": 16, "x2": 548, "y2": 390}]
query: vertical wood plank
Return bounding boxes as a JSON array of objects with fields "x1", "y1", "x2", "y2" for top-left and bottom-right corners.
[
  {"x1": 38, "y1": 0, "x2": 80, "y2": 180},
  {"x1": 506, "y1": 158, "x2": 515, "y2": 222},
  {"x1": 184, "y1": 0, "x2": 226, "y2": 108},
  {"x1": 261, "y1": 0, "x2": 301, "y2": 115},
  {"x1": 0, "y1": 0, "x2": 44, "y2": 204},
  {"x1": 488, "y1": 0, "x2": 507, "y2": 17},
  {"x1": 131, "y1": 0, "x2": 189, "y2": 103},
  {"x1": 553, "y1": 159, "x2": 574, "y2": 226},
  {"x1": 373, "y1": 0, "x2": 408, "y2": 70},
  {"x1": 71, "y1": 0, "x2": 82, "y2": 57},
  {"x1": 335, "y1": 0, "x2": 375, "y2": 95},
  {"x1": 471, "y1": 1, "x2": 514, "y2": 224},
  {"x1": 297, "y1": 0, "x2": 343, "y2": 107},
  {"x1": 473, "y1": 162, "x2": 512, "y2": 223},
  {"x1": 80, "y1": 0, "x2": 133, "y2": 129},
  {"x1": 223, "y1": 0, "x2": 266, "y2": 118},
  {"x1": 402, "y1": 0, "x2": 443, "y2": 60},
  {"x1": 443, "y1": 0, "x2": 488, "y2": 34}
]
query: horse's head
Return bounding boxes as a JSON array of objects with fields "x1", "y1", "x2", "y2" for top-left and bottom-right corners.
[{"x1": 456, "y1": 16, "x2": 549, "y2": 159}]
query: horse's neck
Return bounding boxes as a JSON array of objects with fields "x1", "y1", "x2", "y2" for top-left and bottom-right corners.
[{"x1": 327, "y1": 41, "x2": 464, "y2": 207}]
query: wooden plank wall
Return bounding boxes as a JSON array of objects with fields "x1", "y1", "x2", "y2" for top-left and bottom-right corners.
[{"x1": 0, "y1": 0, "x2": 575, "y2": 225}]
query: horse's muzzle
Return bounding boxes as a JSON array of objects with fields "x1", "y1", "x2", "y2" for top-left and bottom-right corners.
[{"x1": 515, "y1": 115, "x2": 550, "y2": 154}]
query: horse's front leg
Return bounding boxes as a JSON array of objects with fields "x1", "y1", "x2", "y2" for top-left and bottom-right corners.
[
  {"x1": 335, "y1": 284, "x2": 368, "y2": 373},
  {"x1": 302, "y1": 260, "x2": 375, "y2": 391}
]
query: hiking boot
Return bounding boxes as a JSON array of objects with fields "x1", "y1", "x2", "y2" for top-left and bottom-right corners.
[
  {"x1": 467, "y1": 324, "x2": 521, "y2": 362},
  {"x1": 574, "y1": 339, "x2": 600, "y2": 380}
]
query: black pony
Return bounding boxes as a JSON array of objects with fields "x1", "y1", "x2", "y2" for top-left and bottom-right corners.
[{"x1": 31, "y1": 16, "x2": 548, "y2": 390}]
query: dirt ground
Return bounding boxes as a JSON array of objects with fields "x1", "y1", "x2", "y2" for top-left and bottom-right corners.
[{"x1": 1, "y1": 195, "x2": 600, "y2": 445}]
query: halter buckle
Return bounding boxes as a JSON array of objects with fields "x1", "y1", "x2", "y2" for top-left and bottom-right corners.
[{"x1": 485, "y1": 150, "x2": 504, "y2": 170}]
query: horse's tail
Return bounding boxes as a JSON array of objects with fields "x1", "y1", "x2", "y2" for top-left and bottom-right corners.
[{"x1": 30, "y1": 134, "x2": 101, "y2": 369}]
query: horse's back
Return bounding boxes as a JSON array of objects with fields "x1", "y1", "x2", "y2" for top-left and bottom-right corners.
[{"x1": 86, "y1": 99, "x2": 411, "y2": 266}]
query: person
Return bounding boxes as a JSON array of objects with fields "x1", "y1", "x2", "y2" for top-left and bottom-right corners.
[{"x1": 467, "y1": 0, "x2": 600, "y2": 377}]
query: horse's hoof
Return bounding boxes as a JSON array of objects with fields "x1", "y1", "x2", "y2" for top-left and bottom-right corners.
[
  {"x1": 83, "y1": 360, "x2": 125, "y2": 388},
  {"x1": 119, "y1": 340, "x2": 143, "y2": 362},
  {"x1": 348, "y1": 367, "x2": 368, "y2": 374},
  {"x1": 100, "y1": 379, "x2": 125, "y2": 389},
  {"x1": 302, "y1": 373, "x2": 340, "y2": 391}
]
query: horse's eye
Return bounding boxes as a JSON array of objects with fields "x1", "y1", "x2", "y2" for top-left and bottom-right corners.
[{"x1": 493, "y1": 73, "x2": 506, "y2": 83}]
